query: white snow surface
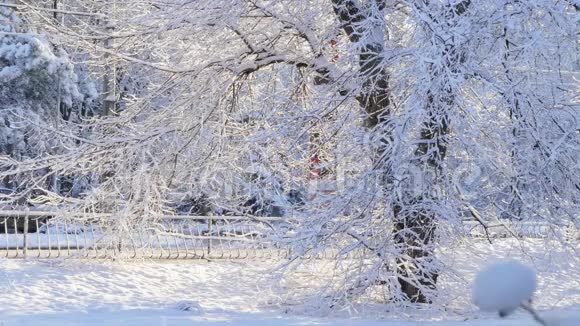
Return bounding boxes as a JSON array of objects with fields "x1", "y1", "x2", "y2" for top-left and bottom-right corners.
[
  {"x1": 0, "y1": 238, "x2": 577, "y2": 325},
  {"x1": 472, "y1": 261, "x2": 537, "y2": 316}
]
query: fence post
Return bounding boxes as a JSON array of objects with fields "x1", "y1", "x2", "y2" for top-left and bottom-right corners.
[
  {"x1": 23, "y1": 213, "x2": 28, "y2": 259},
  {"x1": 207, "y1": 217, "x2": 213, "y2": 255}
]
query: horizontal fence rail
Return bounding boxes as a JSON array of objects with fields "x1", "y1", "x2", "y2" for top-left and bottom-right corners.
[{"x1": 0, "y1": 210, "x2": 576, "y2": 259}]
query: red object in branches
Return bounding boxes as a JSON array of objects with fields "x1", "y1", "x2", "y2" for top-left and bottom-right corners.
[
  {"x1": 329, "y1": 39, "x2": 339, "y2": 63},
  {"x1": 309, "y1": 155, "x2": 322, "y2": 179}
]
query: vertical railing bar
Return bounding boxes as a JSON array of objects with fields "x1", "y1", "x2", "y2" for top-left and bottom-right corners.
[
  {"x1": 3, "y1": 218, "x2": 8, "y2": 258},
  {"x1": 149, "y1": 227, "x2": 156, "y2": 259},
  {"x1": 13, "y1": 217, "x2": 20, "y2": 257},
  {"x1": 234, "y1": 222, "x2": 241, "y2": 259},
  {"x1": 83, "y1": 213, "x2": 90, "y2": 258},
  {"x1": 75, "y1": 222, "x2": 82, "y2": 257},
  {"x1": 129, "y1": 231, "x2": 138, "y2": 259},
  {"x1": 207, "y1": 217, "x2": 213, "y2": 258},
  {"x1": 105, "y1": 219, "x2": 113, "y2": 259},
  {"x1": 13, "y1": 218, "x2": 20, "y2": 258},
  {"x1": 23, "y1": 214, "x2": 28, "y2": 259},
  {"x1": 244, "y1": 223, "x2": 251, "y2": 260},
  {"x1": 188, "y1": 224, "x2": 199, "y2": 259},
  {"x1": 46, "y1": 218, "x2": 53, "y2": 258},
  {"x1": 155, "y1": 230, "x2": 164, "y2": 259},
  {"x1": 239, "y1": 223, "x2": 246, "y2": 259},
  {"x1": 147, "y1": 227, "x2": 154, "y2": 259},
  {"x1": 147, "y1": 228, "x2": 155, "y2": 259},
  {"x1": 222, "y1": 220, "x2": 228, "y2": 259},
  {"x1": 137, "y1": 228, "x2": 146, "y2": 259},
  {"x1": 171, "y1": 220, "x2": 181, "y2": 259},
  {"x1": 197, "y1": 223, "x2": 205, "y2": 259},
  {"x1": 108, "y1": 219, "x2": 116, "y2": 259},
  {"x1": 179, "y1": 223, "x2": 186, "y2": 259},
  {"x1": 36, "y1": 218, "x2": 43, "y2": 258},
  {"x1": 190, "y1": 222, "x2": 198, "y2": 259},
  {"x1": 90, "y1": 224, "x2": 98, "y2": 259},
  {"x1": 35, "y1": 219, "x2": 41, "y2": 258},
  {"x1": 80, "y1": 221, "x2": 88, "y2": 257},
  {"x1": 241, "y1": 224, "x2": 248, "y2": 259},
  {"x1": 173, "y1": 221, "x2": 184, "y2": 259},
  {"x1": 181, "y1": 222, "x2": 190, "y2": 259},
  {"x1": 255, "y1": 223, "x2": 261, "y2": 258},
  {"x1": 216, "y1": 220, "x2": 224, "y2": 259},
  {"x1": 231, "y1": 221, "x2": 237, "y2": 259},
  {"x1": 265, "y1": 223, "x2": 273, "y2": 260},
  {"x1": 136, "y1": 228, "x2": 143, "y2": 259},
  {"x1": 55, "y1": 220, "x2": 62, "y2": 258},
  {"x1": 244, "y1": 224, "x2": 252, "y2": 259},
  {"x1": 252, "y1": 224, "x2": 261, "y2": 260},
  {"x1": 102, "y1": 219, "x2": 111, "y2": 259},
  {"x1": 171, "y1": 220, "x2": 179, "y2": 259},
  {"x1": 229, "y1": 221, "x2": 235, "y2": 258},
  {"x1": 262, "y1": 222, "x2": 271, "y2": 260},
  {"x1": 159, "y1": 222, "x2": 171, "y2": 259},
  {"x1": 229, "y1": 222, "x2": 237, "y2": 260},
  {"x1": 64, "y1": 219, "x2": 71, "y2": 256}
]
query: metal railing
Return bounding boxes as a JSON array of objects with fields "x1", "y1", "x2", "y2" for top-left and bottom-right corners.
[
  {"x1": 0, "y1": 210, "x2": 576, "y2": 259},
  {"x1": 463, "y1": 220, "x2": 579, "y2": 242},
  {"x1": 0, "y1": 210, "x2": 289, "y2": 259}
]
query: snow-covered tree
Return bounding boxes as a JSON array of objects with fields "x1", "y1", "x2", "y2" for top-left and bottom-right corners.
[
  {"x1": 0, "y1": 0, "x2": 577, "y2": 306},
  {"x1": 0, "y1": 2, "x2": 96, "y2": 199}
]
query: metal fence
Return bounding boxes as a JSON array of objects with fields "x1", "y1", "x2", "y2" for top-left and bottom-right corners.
[
  {"x1": 0, "y1": 211, "x2": 289, "y2": 259},
  {"x1": 0, "y1": 210, "x2": 576, "y2": 259},
  {"x1": 462, "y1": 220, "x2": 577, "y2": 240}
]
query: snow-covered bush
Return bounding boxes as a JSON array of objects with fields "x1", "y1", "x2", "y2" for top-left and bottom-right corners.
[
  {"x1": 472, "y1": 261, "x2": 536, "y2": 317},
  {"x1": 472, "y1": 260, "x2": 580, "y2": 326}
]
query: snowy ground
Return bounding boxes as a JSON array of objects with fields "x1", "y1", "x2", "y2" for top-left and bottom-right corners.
[{"x1": 0, "y1": 239, "x2": 577, "y2": 325}]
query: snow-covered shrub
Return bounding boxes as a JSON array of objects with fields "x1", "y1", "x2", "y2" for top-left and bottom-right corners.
[
  {"x1": 472, "y1": 261, "x2": 537, "y2": 317},
  {"x1": 472, "y1": 260, "x2": 580, "y2": 325}
]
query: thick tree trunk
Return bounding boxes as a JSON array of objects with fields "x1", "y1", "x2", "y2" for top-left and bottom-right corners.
[
  {"x1": 332, "y1": 0, "x2": 468, "y2": 302},
  {"x1": 331, "y1": 1, "x2": 390, "y2": 130},
  {"x1": 393, "y1": 96, "x2": 449, "y2": 302},
  {"x1": 391, "y1": 0, "x2": 469, "y2": 303},
  {"x1": 393, "y1": 203, "x2": 438, "y2": 303},
  {"x1": 331, "y1": 0, "x2": 403, "y2": 299}
]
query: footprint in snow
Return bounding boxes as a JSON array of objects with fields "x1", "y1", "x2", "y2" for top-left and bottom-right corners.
[{"x1": 173, "y1": 300, "x2": 203, "y2": 313}]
